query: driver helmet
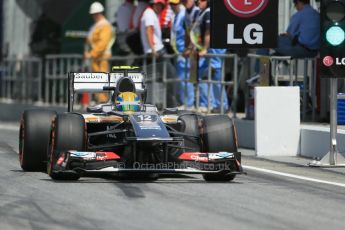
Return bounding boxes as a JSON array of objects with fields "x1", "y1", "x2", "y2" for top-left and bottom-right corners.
[{"x1": 115, "y1": 92, "x2": 141, "y2": 113}]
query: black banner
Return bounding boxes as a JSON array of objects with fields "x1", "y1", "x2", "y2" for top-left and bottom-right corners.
[{"x1": 211, "y1": 0, "x2": 278, "y2": 49}]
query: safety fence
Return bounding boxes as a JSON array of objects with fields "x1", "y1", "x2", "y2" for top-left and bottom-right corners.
[
  {"x1": 246, "y1": 54, "x2": 318, "y2": 121},
  {"x1": 0, "y1": 57, "x2": 42, "y2": 103},
  {"x1": 0, "y1": 53, "x2": 318, "y2": 119}
]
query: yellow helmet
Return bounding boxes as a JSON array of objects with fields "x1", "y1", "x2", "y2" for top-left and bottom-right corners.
[{"x1": 115, "y1": 92, "x2": 141, "y2": 113}]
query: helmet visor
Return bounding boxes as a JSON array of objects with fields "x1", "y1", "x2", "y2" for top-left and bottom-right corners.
[{"x1": 116, "y1": 104, "x2": 140, "y2": 112}]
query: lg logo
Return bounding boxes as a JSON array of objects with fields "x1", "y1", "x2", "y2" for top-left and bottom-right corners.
[
  {"x1": 225, "y1": 0, "x2": 269, "y2": 45},
  {"x1": 323, "y1": 56, "x2": 345, "y2": 66},
  {"x1": 224, "y1": 0, "x2": 269, "y2": 18},
  {"x1": 323, "y1": 56, "x2": 334, "y2": 67},
  {"x1": 227, "y1": 24, "x2": 263, "y2": 45}
]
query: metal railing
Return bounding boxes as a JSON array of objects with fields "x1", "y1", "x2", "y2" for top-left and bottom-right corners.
[
  {"x1": 0, "y1": 52, "x2": 318, "y2": 120},
  {"x1": 247, "y1": 54, "x2": 318, "y2": 121},
  {"x1": 45, "y1": 54, "x2": 85, "y2": 105},
  {"x1": 0, "y1": 57, "x2": 42, "y2": 103}
]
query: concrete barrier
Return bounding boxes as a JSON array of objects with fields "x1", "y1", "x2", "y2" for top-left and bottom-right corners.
[
  {"x1": 0, "y1": 102, "x2": 67, "y2": 122},
  {"x1": 255, "y1": 87, "x2": 300, "y2": 157}
]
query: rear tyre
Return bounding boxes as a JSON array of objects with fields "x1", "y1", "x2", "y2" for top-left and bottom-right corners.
[
  {"x1": 48, "y1": 113, "x2": 86, "y2": 180},
  {"x1": 201, "y1": 115, "x2": 238, "y2": 182},
  {"x1": 19, "y1": 110, "x2": 56, "y2": 171}
]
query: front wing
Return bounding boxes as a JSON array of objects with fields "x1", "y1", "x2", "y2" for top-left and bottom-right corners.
[{"x1": 52, "y1": 151, "x2": 243, "y2": 176}]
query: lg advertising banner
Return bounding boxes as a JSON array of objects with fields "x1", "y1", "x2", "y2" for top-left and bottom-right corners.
[{"x1": 211, "y1": 0, "x2": 278, "y2": 48}]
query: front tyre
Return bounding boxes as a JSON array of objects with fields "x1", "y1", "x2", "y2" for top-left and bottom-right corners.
[
  {"x1": 48, "y1": 113, "x2": 86, "y2": 180},
  {"x1": 201, "y1": 115, "x2": 238, "y2": 182}
]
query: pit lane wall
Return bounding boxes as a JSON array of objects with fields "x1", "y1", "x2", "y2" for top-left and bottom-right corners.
[
  {"x1": 0, "y1": 102, "x2": 67, "y2": 122},
  {"x1": 1, "y1": 102, "x2": 345, "y2": 159},
  {"x1": 234, "y1": 119, "x2": 345, "y2": 159}
]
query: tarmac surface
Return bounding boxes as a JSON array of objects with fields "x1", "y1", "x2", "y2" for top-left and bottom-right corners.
[{"x1": 1, "y1": 123, "x2": 345, "y2": 230}]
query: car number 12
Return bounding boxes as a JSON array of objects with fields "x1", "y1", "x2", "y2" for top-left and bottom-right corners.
[{"x1": 137, "y1": 115, "x2": 153, "y2": 122}]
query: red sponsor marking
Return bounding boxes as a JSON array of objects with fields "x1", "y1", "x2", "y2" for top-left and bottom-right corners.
[
  {"x1": 96, "y1": 152, "x2": 120, "y2": 161},
  {"x1": 179, "y1": 152, "x2": 209, "y2": 162},
  {"x1": 224, "y1": 0, "x2": 269, "y2": 18},
  {"x1": 57, "y1": 153, "x2": 65, "y2": 165}
]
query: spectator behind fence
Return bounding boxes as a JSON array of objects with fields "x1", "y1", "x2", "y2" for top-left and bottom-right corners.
[
  {"x1": 170, "y1": 0, "x2": 194, "y2": 109},
  {"x1": 114, "y1": 0, "x2": 136, "y2": 54},
  {"x1": 159, "y1": 0, "x2": 175, "y2": 53},
  {"x1": 182, "y1": 0, "x2": 199, "y2": 59},
  {"x1": 126, "y1": 0, "x2": 149, "y2": 55},
  {"x1": 84, "y1": 2, "x2": 115, "y2": 103},
  {"x1": 258, "y1": 0, "x2": 320, "y2": 58},
  {"x1": 140, "y1": 0, "x2": 178, "y2": 107},
  {"x1": 189, "y1": 0, "x2": 228, "y2": 113}
]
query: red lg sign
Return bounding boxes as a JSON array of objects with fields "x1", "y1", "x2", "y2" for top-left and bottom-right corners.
[{"x1": 224, "y1": 0, "x2": 269, "y2": 18}]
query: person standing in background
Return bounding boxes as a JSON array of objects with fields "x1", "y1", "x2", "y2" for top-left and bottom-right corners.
[
  {"x1": 115, "y1": 0, "x2": 136, "y2": 53},
  {"x1": 182, "y1": 0, "x2": 199, "y2": 59},
  {"x1": 84, "y1": 1, "x2": 115, "y2": 103},
  {"x1": 130, "y1": 0, "x2": 149, "y2": 30},
  {"x1": 159, "y1": 0, "x2": 175, "y2": 53},
  {"x1": 170, "y1": 0, "x2": 194, "y2": 109},
  {"x1": 191, "y1": 0, "x2": 228, "y2": 113},
  {"x1": 140, "y1": 0, "x2": 178, "y2": 107},
  {"x1": 126, "y1": 0, "x2": 148, "y2": 55}
]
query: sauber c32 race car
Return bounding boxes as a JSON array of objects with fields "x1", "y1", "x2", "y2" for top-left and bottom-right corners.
[{"x1": 19, "y1": 66, "x2": 243, "y2": 181}]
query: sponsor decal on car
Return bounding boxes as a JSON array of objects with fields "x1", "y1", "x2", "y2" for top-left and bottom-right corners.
[
  {"x1": 179, "y1": 152, "x2": 209, "y2": 163},
  {"x1": 70, "y1": 151, "x2": 97, "y2": 160},
  {"x1": 208, "y1": 152, "x2": 234, "y2": 160},
  {"x1": 95, "y1": 152, "x2": 120, "y2": 161}
]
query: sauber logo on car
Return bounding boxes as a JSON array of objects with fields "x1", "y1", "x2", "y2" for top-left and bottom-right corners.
[
  {"x1": 224, "y1": 0, "x2": 269, "y2": 18},
  {"x1": 73, "y1": 73, "x2": 108, "y2": 83}
]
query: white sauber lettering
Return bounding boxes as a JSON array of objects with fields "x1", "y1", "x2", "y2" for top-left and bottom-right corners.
[{"x1": 74, "y1": 73, "x2": 108, "y2": 83}]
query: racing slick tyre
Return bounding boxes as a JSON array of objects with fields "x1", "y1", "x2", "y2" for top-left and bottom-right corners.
[
  {"x1": 201, "y1": 115, "x2": 238, "y2": 182},
  {"x1": 178, "y1": 113, "x2": 201, "y2": 152},
  {"x1": 48, "y1": 113, "x2": 86, "y2": 181},
  {"x1": 19, "y1": 110, "x2": 57, "y2": 172}
]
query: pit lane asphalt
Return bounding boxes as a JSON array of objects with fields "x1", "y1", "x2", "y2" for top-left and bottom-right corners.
[{"x1": 1, "y1": 123, "x2": 345, "y2": 230}]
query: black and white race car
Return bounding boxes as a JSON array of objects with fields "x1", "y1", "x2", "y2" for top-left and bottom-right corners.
[{"x1": 19, "y1": 66, "x2": 243, "y2": 181}]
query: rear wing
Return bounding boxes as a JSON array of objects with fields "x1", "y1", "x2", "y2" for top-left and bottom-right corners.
[
  {"x1": 68, "y1": 68, "x2": 146, "y2": 111},
  {"x1": 69, "y1": 72, "x2": 145, "y2": 93}
]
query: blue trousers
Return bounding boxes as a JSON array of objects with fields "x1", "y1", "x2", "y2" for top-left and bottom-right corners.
[
  {"x1": 198, "y1": 59, "x2": 228, "y2": 110},
  {"x1": 177, "y1": 59, "x2": 194, "y2": 107}
]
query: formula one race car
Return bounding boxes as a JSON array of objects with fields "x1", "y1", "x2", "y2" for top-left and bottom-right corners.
[{"x1": 19, "y1": 66, "x2": 243, "y2": 181}]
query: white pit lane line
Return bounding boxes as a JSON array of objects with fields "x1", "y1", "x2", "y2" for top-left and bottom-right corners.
[
  {"x1": 0, "y1": 123, "x2": 19, "y2": 131},
  {"x1": 243, "y1": 165, "x2": 345, "y2": 188}
]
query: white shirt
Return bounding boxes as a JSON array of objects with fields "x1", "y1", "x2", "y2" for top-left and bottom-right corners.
[
  {"x1": 116, "y1": 1, "x2": 136, "y2": 32},
  {"x1": 131, "y1": 2, "x2": 148, "y2": 29},
  {"x1": 140, "y1": 8, "x2": 164, "y2": 54}
]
